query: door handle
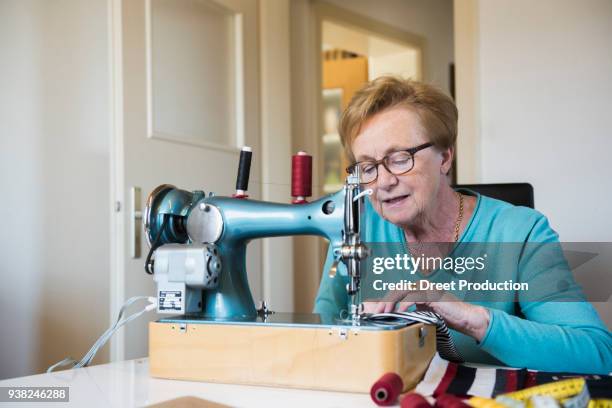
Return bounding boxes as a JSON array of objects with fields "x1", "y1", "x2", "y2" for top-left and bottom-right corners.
[{"x1": 131, "y1": 186, "x2": 142, "y2": 258}]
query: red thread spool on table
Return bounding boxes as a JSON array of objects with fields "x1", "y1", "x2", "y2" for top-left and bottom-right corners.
[
  {"x1": 401, "y1": 392, "x2": 432, "y2": 408},
  {"x1": 370, "y1": 372, "x2": 404, "y2": 406},
  {"x1": 434, "y1": 394, "x2": 470, "y2": 408},
  {"x1": 291, "y1": 151, "x2": 312, "y2": 204}
]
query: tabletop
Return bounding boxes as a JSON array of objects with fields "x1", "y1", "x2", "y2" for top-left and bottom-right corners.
[{"x1": 0, "y1": 358, "x2": 380, "y2": 407}]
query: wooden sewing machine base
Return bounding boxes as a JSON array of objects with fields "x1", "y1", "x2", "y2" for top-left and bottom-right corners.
[{"x1": 149, "y1": 312, "x2": 436, "y2": 393}]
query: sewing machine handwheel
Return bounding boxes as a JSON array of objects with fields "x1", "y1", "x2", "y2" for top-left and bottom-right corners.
[{"x1": 144, "y1": 184, "x2": 190, "y2": 247}]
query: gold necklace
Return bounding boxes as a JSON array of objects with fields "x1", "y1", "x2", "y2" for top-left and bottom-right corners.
[
  {"x1": 406, "y1": 191, "x2": 465, "y2": 257},
  {"x1": 454, "y1": 192, "x2": 464, "y2": 242}
]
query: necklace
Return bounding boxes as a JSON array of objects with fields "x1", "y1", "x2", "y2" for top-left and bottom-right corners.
[
  {"x1": 406, "y1": 191, "x2": 465, "y2": 260},
  {"x1": 454, "y1": 192, "x2": 464, "y2": 242}
]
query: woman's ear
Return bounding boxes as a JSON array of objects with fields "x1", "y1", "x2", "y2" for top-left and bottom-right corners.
[{"x1": 440, "y1": 146, "x2": 454, "y2": 175}]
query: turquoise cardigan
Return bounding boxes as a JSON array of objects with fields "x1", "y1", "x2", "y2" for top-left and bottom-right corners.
[{"x1": 314, "y1": 190, "x2": 612, "y2": 374}]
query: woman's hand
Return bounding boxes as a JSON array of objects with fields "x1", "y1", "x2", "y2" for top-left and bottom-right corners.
[{"x1": 362, "y1": 281, "x2": 491, "y2": 342}]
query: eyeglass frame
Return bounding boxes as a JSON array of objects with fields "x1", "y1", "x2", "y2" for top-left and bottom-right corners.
[{"x1": 346, "y1": 142, "x2": 434, "y2": 185}]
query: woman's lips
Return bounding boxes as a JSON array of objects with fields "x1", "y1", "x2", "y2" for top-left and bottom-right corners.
[{"x1": 382, "y1": 194, "x2": 410, "y2": 207}]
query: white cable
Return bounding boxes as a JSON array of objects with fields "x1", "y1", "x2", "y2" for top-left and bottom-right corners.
[
  {"x1": 76, "y1": 297, "x2": 156, "y2": 368},
  {"x1": 72, "y1": 297, "x2": 148, "y2": 368},
  {"x1": 353, "y1": 188, "x2": 373, "y2": 202},
  {"x1": 75, "y1": 296, "x2": 157, "y2": 368},
  {"x1": 76, "y1": 302, "x2": 156, "y2": 368},
  {"x1": 47, "y1": 296, "x2": 157, "y2": 373}
]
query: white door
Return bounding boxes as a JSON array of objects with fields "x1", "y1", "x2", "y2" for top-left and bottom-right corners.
[{"x1": 111, "y1": 0, "x2": 261, "y2": 360}]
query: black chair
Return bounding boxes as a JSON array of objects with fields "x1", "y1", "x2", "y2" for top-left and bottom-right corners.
[{"x1": 454, "y1": 183, "x2": 534, "y2": 209}]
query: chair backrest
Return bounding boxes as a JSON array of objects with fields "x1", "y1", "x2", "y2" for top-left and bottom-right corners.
[{"x1": 454, "y1": 183, "x2": 534, "y2": 208}]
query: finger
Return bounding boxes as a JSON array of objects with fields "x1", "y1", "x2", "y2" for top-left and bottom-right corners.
[
  {"x1": 362, "y1": 302, "x2": 377, "y2": 313},
  {"x1": 383, "y1": 302, "x2": 396, "y2": 313},
  {"x1": 397, "y1": 301, "x2": 414, "y2": 312},
  {"x1": 374, "y1": 302, "x2": 387, "y2": 314}
]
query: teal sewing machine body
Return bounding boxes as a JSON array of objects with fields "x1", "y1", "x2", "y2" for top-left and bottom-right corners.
[{"x1": 143, "y1": 177, "x2": 367, "y2": 321}]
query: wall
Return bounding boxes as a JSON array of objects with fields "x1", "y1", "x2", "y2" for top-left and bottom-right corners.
[
  {"x1": 369, "y1": 49, "x2": 420, "y2": 82},
  {"x1": 454, "y1": 0, "x2": 612, "y2": 325},
  {"x1": 478, "y1": 0, "x2": 612, "y2": 241},
  {"x1": 0, "y1": 0, "x2": 110, "y2": 378}
]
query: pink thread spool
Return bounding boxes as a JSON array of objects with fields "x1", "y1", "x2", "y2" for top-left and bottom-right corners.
[{"x1": 291, "y1": 151, "x2": 312, "y2": 204}]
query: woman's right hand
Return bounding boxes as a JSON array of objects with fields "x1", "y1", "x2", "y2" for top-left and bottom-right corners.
[{"x1": 361, "y1": 282, "x2": 491, "y2": 342}]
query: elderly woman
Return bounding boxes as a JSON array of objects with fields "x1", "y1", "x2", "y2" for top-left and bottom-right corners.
[{"x1": 314, "y1": 76, "x2": 611, "y2": 374}]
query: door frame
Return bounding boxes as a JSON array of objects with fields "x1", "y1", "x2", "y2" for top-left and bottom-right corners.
[
  {"x1": 452, "y1": 0, "x2": 481, "y2": 184},
  {"x1": 108, "y1": 0, "x2": 125, "y2": 362}
]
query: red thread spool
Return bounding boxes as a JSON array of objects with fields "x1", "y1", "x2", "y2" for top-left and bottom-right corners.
[
  {"x1": 401, "y1": 393, "x2": 432, "y2": 408},
  {"x1": 291, "y1": 151, "x2": 312, "y2": 204},
  {"x1": 434, "y1": 394, "x2": 470, "y2": 408},
  {"x1": 370, "y1": 372, "x2": 404, "y2": 406}
]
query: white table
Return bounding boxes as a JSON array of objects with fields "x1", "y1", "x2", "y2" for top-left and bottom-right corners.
[{"x1": 0, "y1": 358, "x2": 380, "y2": 407}]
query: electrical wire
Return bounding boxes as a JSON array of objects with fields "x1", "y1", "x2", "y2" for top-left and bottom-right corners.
[
  {"x1": 145, "y1": 214, "x2": 168, "y2": 274},
  {"x1": 47, "y1": 296, "x2": 157, "y2": 373}
]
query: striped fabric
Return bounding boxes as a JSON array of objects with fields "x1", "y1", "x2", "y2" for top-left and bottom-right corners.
[
  {"x1": 415, "y1": 354, "x2": 612, "y2": 399},
  {"x1": 363, "y1": 311, "x2": 464, "y2": 363}
]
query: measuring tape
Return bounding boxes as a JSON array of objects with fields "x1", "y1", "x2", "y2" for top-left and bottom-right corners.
[
  {"x1": 467, "y1": 378, "x2": 612, "y2": 408},
  {"x1": 504, "y1": 378, "x2": 585, "y2": 402}
]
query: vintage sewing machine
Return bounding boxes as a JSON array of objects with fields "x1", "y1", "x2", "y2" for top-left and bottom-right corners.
[{"x1": 144, "y1": 149, "x2": 435, "y2": 393}]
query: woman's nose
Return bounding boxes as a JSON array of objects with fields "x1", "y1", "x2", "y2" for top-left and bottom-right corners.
[{"x1": 376, "y1": 164, "x2": 398, "y2": 189}]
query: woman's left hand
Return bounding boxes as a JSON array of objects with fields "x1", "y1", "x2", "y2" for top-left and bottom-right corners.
[{"x1": 362, "y1": 281, "x2": 491, "y2": 342}]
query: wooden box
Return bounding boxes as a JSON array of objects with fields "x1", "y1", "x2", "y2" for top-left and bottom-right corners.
[{"x1": 149, "y1": 316, "x2": 435, "y2": 393}]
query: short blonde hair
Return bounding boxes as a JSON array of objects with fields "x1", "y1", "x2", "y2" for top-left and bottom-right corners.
[{"x1": 339, "y1": 76, "x2": 458, "y2": 162}]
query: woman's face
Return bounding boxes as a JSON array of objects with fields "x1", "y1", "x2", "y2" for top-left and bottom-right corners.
[{"x1": 350, "y1": 106, "x2": 452, "y2": 227}]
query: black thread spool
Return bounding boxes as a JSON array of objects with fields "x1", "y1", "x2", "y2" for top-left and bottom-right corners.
[{"x1": 234, "y1": 146, "x2": 252, "y2": 198}]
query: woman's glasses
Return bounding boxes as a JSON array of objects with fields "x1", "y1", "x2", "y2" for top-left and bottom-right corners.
[{"x1": 346, "y1": 142, "x2": 433, "y2": 185}]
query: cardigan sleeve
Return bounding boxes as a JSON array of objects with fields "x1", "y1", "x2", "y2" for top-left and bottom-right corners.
[{"x1": 478, "y1": 214, "x2": 612, "y2": 374}]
